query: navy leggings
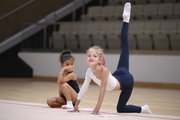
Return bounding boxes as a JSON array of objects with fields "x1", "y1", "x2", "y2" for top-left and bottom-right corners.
[{"x1": 112, "y1": 22, "x2": 141, "y2": 113}]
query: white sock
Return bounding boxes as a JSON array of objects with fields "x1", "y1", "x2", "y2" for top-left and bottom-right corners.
[
  {"x1": 141, "y1": 105, "x2": 152, "y2": 114},
  {"x1": 61, "y1": 101, "x2": 73, "y2": 109},
  {"x1": 122, "y1": 2, "x2": 131, "y2": 23}
]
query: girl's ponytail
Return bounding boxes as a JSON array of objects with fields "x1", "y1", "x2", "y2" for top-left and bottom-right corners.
[{"x1": 102, "y1": 57, "x2": 106, "y2": 67}]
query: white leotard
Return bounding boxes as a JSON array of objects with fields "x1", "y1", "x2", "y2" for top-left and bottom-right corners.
[{"x1": 77, "y1": 68, "x2": 117, "y2": 100}]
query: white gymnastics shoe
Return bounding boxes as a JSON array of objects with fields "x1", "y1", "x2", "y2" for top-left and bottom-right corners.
[
  {"x1": 122, "y1": 2, "x2": 131, "y2": 23},
  {"x1": 141, "y1": 105, "x2": 153, "y2": 114}
]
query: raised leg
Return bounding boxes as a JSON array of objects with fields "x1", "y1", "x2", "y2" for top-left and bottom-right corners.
[{"x1": 117, "y1": 2, "x2": 131, "y2": 70}]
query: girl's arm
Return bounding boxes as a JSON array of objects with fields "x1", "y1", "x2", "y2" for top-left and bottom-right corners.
[
  {"x1": 77, "y1": 70, "x2": 91, "y2": 100},
  {"x1": 69, "y1": 69, "x2": 92, "y2": 112},
  {"x1": 70, "y1": 77, "x2": 91, "y2": 112},
  {"x1": 57, "y1": 67, "x2": 65, "y2": 84},
  {"x1": 59, "y1": 72, "x2": 77, "y2": 84},
  {"x1": 57, "y1": 67, "x2": 77, "y2": 84},
  {"x1": 92, "y1": 67, "x2": 109, "y2": 115},
  {"x1": 71, "y1": 99, "x2": 81, "y2": 112}
]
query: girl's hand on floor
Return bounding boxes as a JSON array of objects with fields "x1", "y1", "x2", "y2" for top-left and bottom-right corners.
[{"x1": 68, "y1": 105, "x2": 80, "y2": 113}]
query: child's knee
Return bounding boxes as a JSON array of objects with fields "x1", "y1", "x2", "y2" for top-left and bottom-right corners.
[
  {"x1": 116, "y1": 106, "x2": 126, "y2": 113},
  {"x1": 61, "y1": 83, "x2": 68, "y2": 89}
]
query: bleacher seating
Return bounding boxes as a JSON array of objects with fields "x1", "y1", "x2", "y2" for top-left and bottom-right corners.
[
  {"x1": 136, "y1": 21, "x2": 160, "y2": 50},
  {"x1": 53, "y1": 22, "x2": 71, "y2": 49},
  {"x1": 52, "y1": 20, "x2": 180, "y2": 50},
  {"x1": 51, "y1": 0, "x2": 180, "y2": 51},
  {"x1": 81, "y1": 6, "x2": 102, "y2": 21},
  {"x1": 106, "y1": 22, "x2": 122, "y2": 49},
  {"x1": 153, "y1": 21, "x2": 177, "y2": 50},
  {"x1": 140, "y1": 4, "x2": 158, "y2": 20},
  {"x1": 108, "y1": 0, "x2": 178, "y2": 5},
  {"x1": 170, "y1": 33, "x2": 180, "y2": 50},
  {"x1": 173, "y1": 3, "x2": 180, "y2": 19},
  {"x1": 81, "y1": 3, "x2": 179, "y2": 21}
]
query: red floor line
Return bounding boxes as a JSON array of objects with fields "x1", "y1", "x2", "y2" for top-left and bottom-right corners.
[
  {"x1": 0, "y1": 100, "x2": 179, "y2": 120},
  {"x1": 80, "y1": 110, "x2": 180, "y2": 120}
]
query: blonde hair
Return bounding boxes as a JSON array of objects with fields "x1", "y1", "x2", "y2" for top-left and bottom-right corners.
[{"x1": 87, "y1": 46, "x2": 106, "y2": 67}]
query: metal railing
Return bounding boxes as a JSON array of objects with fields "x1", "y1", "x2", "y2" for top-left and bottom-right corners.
[
  {"x1": 0, "y1": 0, "x2": 35, "y2": 21},
  {"x1": 0, "y1": 0, "x2": 93, "y2": 54}
]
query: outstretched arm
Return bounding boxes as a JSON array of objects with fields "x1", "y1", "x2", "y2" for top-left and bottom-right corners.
[
  {"x1": 69, "y1": 79, "x2": 90, "y2": 112},
  {"x1": 69, "y1": 69, "x2": 92, "y2": 112},
  {"x1": 92, "y1": 67, "x2": 109, "y2": 115},
  {"x1": 70, "y1": 99, "x2": 81, "y2": 112}
]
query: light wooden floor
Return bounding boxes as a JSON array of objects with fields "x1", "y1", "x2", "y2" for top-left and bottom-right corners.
[
  {"x1": 1, "y1": 100, "x2": 180, "y2": 120},
  {"x1": 0, "y1": 78, "x2": 180, "y2": 117}
]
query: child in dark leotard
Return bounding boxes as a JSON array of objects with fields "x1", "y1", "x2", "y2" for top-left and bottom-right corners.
[{"x1": 47, "y1": 50, "x2": 79, "y2": 109}]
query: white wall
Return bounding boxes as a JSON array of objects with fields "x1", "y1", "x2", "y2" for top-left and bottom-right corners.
[{"x1": 18, "y1": 52, "x2": 180, "y2": 84}]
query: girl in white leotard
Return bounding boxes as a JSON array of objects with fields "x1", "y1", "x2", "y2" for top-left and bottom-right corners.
[{"x1": 70, "y1": 2, "x2": 152, "y2": 115}]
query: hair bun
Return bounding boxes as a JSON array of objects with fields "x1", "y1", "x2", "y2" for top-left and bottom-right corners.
[{"x1": 62, "y1": 49, "x2": 72, "y2": 56}]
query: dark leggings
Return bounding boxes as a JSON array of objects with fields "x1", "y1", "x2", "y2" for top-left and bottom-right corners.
[{"x1": 112, "y1": 22, "x2": 141, "y2": 113}]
